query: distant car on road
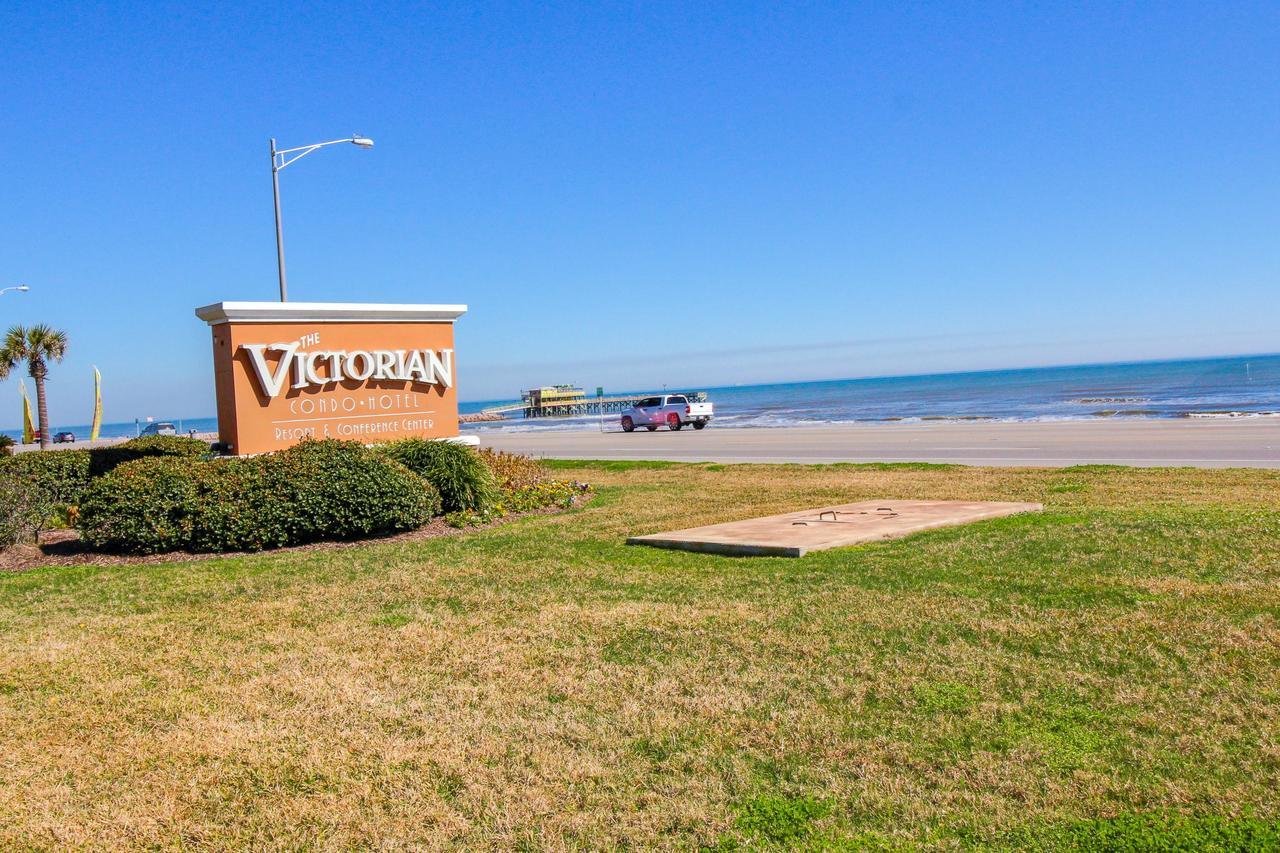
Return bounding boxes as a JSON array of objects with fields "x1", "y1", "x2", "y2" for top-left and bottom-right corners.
[
  {"x1": 621, "y1": 395, "x2": 714, "y2": 432},
  {"x1": 140, "y1": 422, "x2": 177, "y2": 437},
  {"x1": 53, "y1": 431, "x2": 76, "y2": 444}
]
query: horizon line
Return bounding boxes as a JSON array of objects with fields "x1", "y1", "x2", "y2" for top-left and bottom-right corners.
[{"x1": 8, "y1": 347, "x2": 1268, "y2": 431}]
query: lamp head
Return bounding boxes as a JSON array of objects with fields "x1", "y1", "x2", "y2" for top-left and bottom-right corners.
[
  {"x1": 351, "y1": 136, "x2": 374, "y2": 149},
  {"x1": 16, "y1": 285, "x2": 29, "y2": 292}
]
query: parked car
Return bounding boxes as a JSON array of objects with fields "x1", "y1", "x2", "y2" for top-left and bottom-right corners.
[
  {"x1": 53, "y1": 431, "x2": 76, "y2": 443},
  {"x1": 140, "y1": 421, "x2": 177, "y2": 436},
  {"x1": 621, "y1": 394, "x2": 714, "y2": 432}
]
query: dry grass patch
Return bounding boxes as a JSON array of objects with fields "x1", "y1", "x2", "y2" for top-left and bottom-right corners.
[{"x1": 1, "y1": 460, "x2": 1278, "y2": 847}]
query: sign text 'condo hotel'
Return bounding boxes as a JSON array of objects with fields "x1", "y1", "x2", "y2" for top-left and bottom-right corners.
[{"x1": 196, "y1": 302, "x2": 468, "y2": 455}]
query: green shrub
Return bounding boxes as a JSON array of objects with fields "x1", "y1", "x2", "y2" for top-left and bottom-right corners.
[
  {"x1": 0, "y1": 435, "x2": 14, "y2": 457},
  {"x1": 88, "y1": 433, "x2": 209, "y2": 477},
  {"x1": 77, "y1": 456, "x2": 203, "y2": 554},
  {"x1": 0, "y1": 472, "x2": 53, "y2": 548},
  {"x1": 184, "y1": 455, "x2": 284, "y2": 552},
  {"x1": 192, "y1": 440, "x2": 439, "y2": 551},
  {"x1": 375, "y1": 438, "x2": 496, "y2": 513},
  {"x1": 0, "y1": 435, "x2": 210, "y2": 508},
  {"x1": 77, "y1": 439, "x2": 439, "y2": 554},
  {"x1": 121, "y1": 433, "x2": 209, "y2": 455},
  {"x1": 0, "y1": 449, "x2": 91, "y2": 505}
]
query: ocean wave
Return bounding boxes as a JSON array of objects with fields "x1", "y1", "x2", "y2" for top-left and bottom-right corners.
[
  {"x1": 1070, "y1": 396, "x2": 1151, "y2": 404},
  {"x1": 1180, "y1": 410, "x2": 1280, "y2": 419}
]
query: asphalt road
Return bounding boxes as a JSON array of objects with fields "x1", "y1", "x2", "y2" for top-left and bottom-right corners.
[{"x1": 475, "y1": 418, "x2": 1280, "y2": 468}]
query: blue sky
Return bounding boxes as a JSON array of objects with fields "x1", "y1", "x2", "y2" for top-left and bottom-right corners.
[{"x1": 2, "y1": 1, "x2": 1278, "y2": 426}]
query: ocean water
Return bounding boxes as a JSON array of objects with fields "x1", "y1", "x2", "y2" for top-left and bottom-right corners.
[
  {"x1": 8, "y1": 355, "x2": 1278, "y2": 442},
  {"x1": 2, "y1": 417, "x2": 219, "y2": 443},
  {"x1": 458, "y1": 354, "x2": 1280, "y2": 433}
]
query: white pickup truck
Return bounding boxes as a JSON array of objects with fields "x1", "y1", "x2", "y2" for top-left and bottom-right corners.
[{"x1": 621, "y1": 394, "x2": 713, "y2": 432}]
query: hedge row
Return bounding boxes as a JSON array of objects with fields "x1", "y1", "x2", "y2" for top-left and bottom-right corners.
[
  {"x1": 78, "y1": 440, "x2": 440, "y2": 554},
  {"x1": 0, "y1": 447, "x2": 90, "y2": 505},
  {"x1": 0, "y1": 434, "x2": 210, "y2": 506},
  {"x1": 89, "y1": 434, "x2": 210, "y2": 476},
  {"x1": 63, "y1": 436, "x2": 573, "y2": 556}
]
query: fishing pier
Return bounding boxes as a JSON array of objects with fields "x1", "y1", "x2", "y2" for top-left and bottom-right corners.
[{"x1": 478, "y1": 385, "x2": 706, "y2": 419}]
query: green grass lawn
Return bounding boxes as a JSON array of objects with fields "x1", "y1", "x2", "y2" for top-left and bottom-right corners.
[{"x1": 1, "y1": 461, "x2": 1279, "y2": 848}]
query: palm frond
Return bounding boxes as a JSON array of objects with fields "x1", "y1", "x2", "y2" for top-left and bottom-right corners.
[
  {"x1": 26, "y1": 324, "x2": 69, "y2": 362},
  {"x1": 0, "y1": 325, "x2": 29, "y2": 379}
]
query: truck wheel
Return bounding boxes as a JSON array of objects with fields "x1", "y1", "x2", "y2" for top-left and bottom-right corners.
[
  {"x1": 693, "y1": 421, "x2": 706, "y2": 430},
  {"x1": 668, "y1": 413, "x2": 683, "y2": 431},
  {"x1": 621, "y1": 417, "x2": 634, "y2": 433}
]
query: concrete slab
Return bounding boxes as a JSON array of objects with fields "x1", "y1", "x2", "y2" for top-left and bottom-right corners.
[{"x1": 628, "y1": 499, "x2": 1042, "y2": 557}]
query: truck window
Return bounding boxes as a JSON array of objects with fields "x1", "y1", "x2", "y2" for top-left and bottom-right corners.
[{"x1": 667, "y1": 395, "x2": 687, "y2": 405}]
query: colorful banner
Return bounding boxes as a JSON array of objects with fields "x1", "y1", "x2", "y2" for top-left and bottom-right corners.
[
  {"x1": 20, "y1": 380, "x2": 35, "y2": 444},
  {"x1": 90, "y1": 366, "x2": 103, "y2": 441}
]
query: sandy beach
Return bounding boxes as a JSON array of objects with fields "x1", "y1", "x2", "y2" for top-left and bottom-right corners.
[{"x1": 476, "y1": 417, "x2": 1280, "y2": 468}]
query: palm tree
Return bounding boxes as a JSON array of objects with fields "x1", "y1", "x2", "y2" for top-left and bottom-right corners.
[{"x1": 0, "y1": 325, "x2": 69, "y2": 449}]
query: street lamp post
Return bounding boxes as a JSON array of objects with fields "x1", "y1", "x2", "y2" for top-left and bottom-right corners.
[
  {"x1": 0, "y1": 285, "x2": 31, "y2": 297},
  {"x1": 269, "y1": 135, "x2": 374, "y2": 302}
]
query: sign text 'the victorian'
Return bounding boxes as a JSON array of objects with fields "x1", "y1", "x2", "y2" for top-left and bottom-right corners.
[{"x1": 241, "y1": 337, "x2": 454, "y2": 398}]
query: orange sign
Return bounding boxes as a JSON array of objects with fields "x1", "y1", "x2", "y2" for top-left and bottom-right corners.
[{"x1": 195, "y1": 302, "x2": 468, "y2": 455}]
